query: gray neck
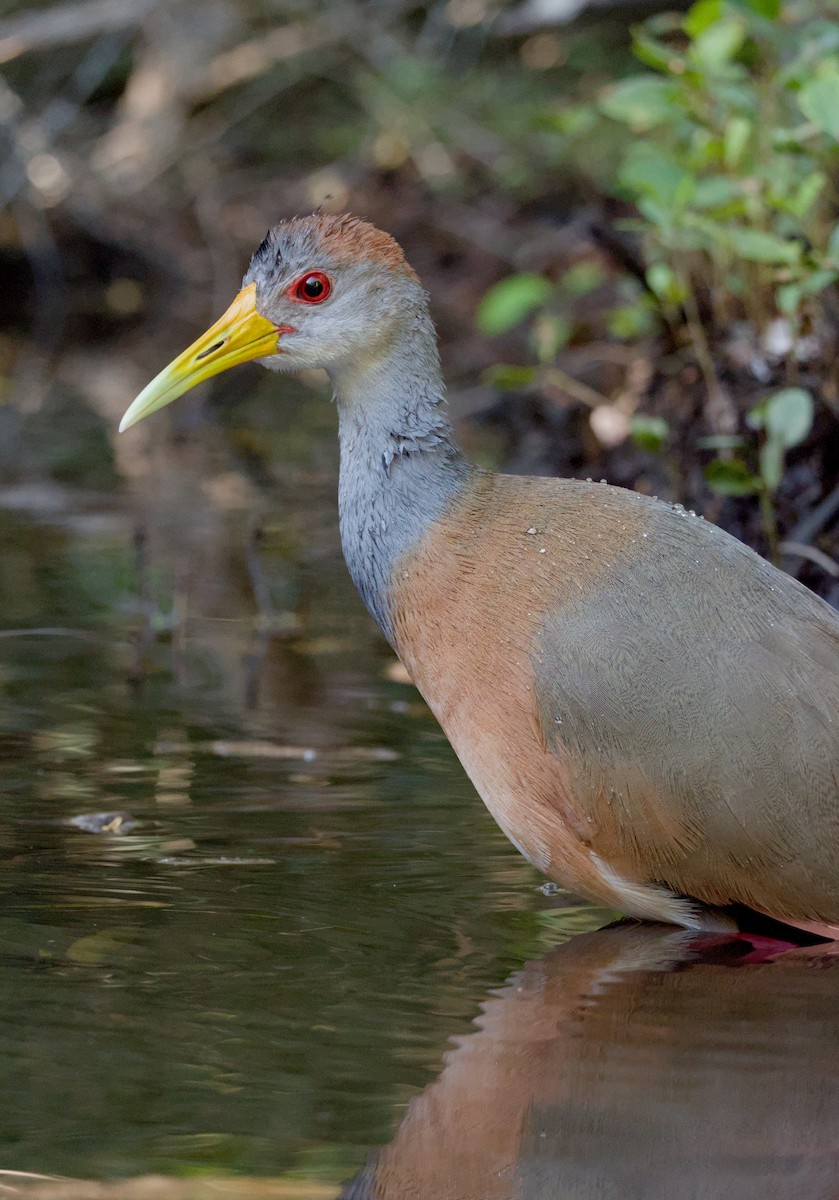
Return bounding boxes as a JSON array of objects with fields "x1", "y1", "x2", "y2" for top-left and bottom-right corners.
[{"x1": 329, "y1": 315, "x2": 472, "y2": 645}]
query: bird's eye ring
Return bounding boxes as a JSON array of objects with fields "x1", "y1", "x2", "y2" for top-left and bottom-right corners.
[{"x1": 289, "y1": 271, "x2": 332, "y2": 304}]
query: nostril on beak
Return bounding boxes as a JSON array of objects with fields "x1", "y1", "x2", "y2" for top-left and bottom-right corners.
[{"x1": 195, "y1": 340, "x2": 225, "y2": 361}]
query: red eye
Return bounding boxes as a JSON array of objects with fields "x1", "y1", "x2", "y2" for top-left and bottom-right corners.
[{"x1": 289, "y1": 271, "x2": 332, "y2": 303}]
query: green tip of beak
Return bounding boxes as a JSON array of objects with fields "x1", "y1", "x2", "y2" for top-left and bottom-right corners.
[
  {"x1": 118, "y1": 374, "x2": 185, "y2": 433},
  {"x1": 119, "y1": 283, "x2": 281, "y2": 432}
]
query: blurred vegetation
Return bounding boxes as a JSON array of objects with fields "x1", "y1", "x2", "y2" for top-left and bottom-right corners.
[
  {"x1": 1, "y1": 0, "x2": 839, "y2": 584},
  {"x1": 481, "y1": 0, "x2": 839, "y2": 557}
]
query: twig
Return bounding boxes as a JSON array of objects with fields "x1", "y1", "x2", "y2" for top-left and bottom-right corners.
[
  {"x1": 188, "y1": 21, "x2": 342, "y2": 105},
  {"x1": 783, "y1": 478, "x2": 839, "y2": 548},
  {"x1": 0, "y1": 628, "x2": 100, "y2": 640},
  {"x1": 541, "y1": 365, "x2": 610, "y2": 409},
  {"x1": 0, "y1": 0, "x2": 152, "y2": 63},
  {"x1": 778, "y1": 540, "x2": 839, "y2": 578}
]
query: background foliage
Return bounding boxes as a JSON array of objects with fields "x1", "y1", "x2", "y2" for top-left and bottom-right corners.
[{"x1": 3, "y1": 0, "x2": 839, "y2": 592}]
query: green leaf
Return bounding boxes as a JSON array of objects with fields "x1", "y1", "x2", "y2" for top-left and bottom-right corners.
[
  {"x1": 542, "y1": 105, "x2": 598, "y2": 137},
  {"x1": 630, "y1": 414, "x2": 669, "y2": 451},
  {"x1": 607, "y1": 302, "x2": 655, "y2": 339},
  {"x1": 483, "y1": 364, "x2": 538, "y2": 390},
  {"x1": 684, "y1": 0, "x2": 723, "y2": 37},
  {"x1": 788, "y1": 170, "x2": 826, "y2": 219},
  {"x1": 704, "y1": 458, "x2": 759, "y2": 496},
  {"x1": 533, "y1": 313, "x2": 572, "y2": 361},
  {"x1": 776, "y1": 284, "x2": 803, "y2": 316},
  {"x1": 763, "y1": 387, "x2": 814, "y2": 448},
  {"x1": 799, "y1": 76, "x2": 839, "y2": 140},
  {"x1": 599, "y1": 75, "x2": 681, "y2": 132},
  {"x1": 736, "y1": 0, "x2": 780, "y2": 17},
  {"x1": 619, "y1": 146, "x2": 692, "y2": 208},
  {"x1": 633, "y1": 32, "x2": 681, "y2": 74},
  {"x1": 729, "y1": 228, "x2": 801, "y2": 264},
  {"x1": 693, "y1": 177, "x2": 740, "y2": 209},
  {"x1": 476, "y1": 274, "x2": 552, "y2": 335},
  {"x1": 777, "y1": 271, "x2": 837, "y2": 314},
  {"x1": 561, "y1": 261, "x2": 607, "y2": 295},
  {"x1": 646, "y1": 262, "x2": 687, "y2": 305},
  {"x1": 723, "y1": 115, "x2": 752, "y2": 168},
  {"x1": 688, "y1": 16, "x2": 746, "y2": 72}
]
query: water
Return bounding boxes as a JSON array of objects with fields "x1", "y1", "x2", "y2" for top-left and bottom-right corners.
[
  {"x1": 0, "y1": 424, "x2": 591, "y2": 1193},
  {"x1": 344, "y1": 927, "x2": 839, "y2": 1199},
  {"x1": 0, "y1": 359, "x2": 837, "y2": 1199}
]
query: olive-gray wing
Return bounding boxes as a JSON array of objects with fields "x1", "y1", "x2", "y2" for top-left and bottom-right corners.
[{"x1": 535, "y1": 508, "x2": 839, "y2": 921}]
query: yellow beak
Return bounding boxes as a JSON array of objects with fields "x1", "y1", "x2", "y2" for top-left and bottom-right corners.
[{"x1": 119, "y1": 282, "x2": 281, "y2": 432}]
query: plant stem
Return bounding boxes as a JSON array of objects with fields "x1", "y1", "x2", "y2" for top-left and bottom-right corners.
[{"x1": 759, "y1": 483, "x2": 780, "y2": 563}]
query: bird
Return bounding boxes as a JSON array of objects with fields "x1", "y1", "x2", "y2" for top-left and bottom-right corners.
[{"x1": 120, "y1": 212, "x2": 839, "y2": 939}]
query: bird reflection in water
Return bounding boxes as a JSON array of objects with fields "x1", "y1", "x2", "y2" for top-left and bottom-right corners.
[{"x1": 339, "y1": 926, "x2": 839, "y2": 1200}]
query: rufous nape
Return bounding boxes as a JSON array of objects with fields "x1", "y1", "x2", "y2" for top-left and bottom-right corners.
[{"x1": 120, "y1": 213, "x2": 839, "y2": 939}]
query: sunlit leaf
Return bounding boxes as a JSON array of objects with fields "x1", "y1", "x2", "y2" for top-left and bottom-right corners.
[
  {"x1": 723, "y1": 115, "x2": 752, "y2": 168},
  {"x1": 729, "y1": 228, "x2": 801, "y2": 264},
  {"x1": 619, "y1": 146, "x2": 692, "y2": 208},
  {"x1": 688, "y1": 16, "x2": 746, "y2": 72},
  {"x1": 630, "y1": 414, "x2": 669, "y2": 451},
  {"x1": 693, "y1": 177, "x2": 740, "y2": 209},
  {"x1": 827, "y1": 223, "x2": 839, "y2": 263},
  {"x1": 561, "y1": 261, "x2": 607, "y2": 295},
  {"x1": 599, "y1": 75, "x2": 681, "y2": 132},
  {"x1": 776, "y1": 283, "x2": 803, "y2": 316},
  {"x1": 633, "y1": 31, "x2": 681, "y2": 74},
  {"x1": 704, "y1": 458, "x2": 759, "y2": 496},
  {"x1": 784, "y1": 170, "x2": 827, "y2": 219},
  {"x1": 799, "y1": 75, "x2": 839, "y2": 140},
  {"x1": 763, "y1": 387, "x2": 814, "y2": 448},
  {"x1": 777, "y1": 270, "x2": 837, "y2": 314},
  {"x1": 736, "y1": 0, "x2": 780, "y2": 16},
  {"x1": 607, "y1": 302, "x2": 655, "y2": 339},
  {"x1": 646, "y1": 262, "x2": 686, "y2": 306},
  {"x1": 684, "y1": 0, "x2": 723, "y2": 37},
  {"x1": 533, "y1": 313, "x2": 572, "y2": 361},
  {"x1": 476, "y1": 274, "x2": 552, "y2": 335},
  {"x1": 484, "y1": 364, "x2": 539, "y2": 391}
]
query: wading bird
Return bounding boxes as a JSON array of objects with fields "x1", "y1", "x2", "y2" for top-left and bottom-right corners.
[{"x1": 120, "y1": 213, "x2": 839, "y2": 939}]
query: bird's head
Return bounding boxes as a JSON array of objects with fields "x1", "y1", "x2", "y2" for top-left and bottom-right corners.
[{"x1": 119, "y1": 213, "x2": 424, "y2": 432}]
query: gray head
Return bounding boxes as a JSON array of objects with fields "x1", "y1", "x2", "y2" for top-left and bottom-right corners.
[
  {"x1": 119, "y1": 213, "x2": 435, "y2": 430},
  {"x1": 243, "y1": 213, "x2": 429, "y2": 377}
]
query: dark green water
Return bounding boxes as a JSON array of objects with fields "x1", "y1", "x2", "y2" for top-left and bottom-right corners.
[
  {"x1": 2, "y1": 386, "x2": 839, "y2": 1200},
  {"x1": 0, "y1": 424, "x2": 605, "y2": 1190}
]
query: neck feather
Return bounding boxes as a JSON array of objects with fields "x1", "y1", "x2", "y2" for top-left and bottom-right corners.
[{"x1": 328, "y1": 312, "x2": 472, "y2": 643}]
